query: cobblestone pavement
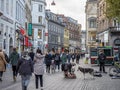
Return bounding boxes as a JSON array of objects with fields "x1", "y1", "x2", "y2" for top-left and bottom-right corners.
[{"x1": 1, "y1": 58, "x2": 120, "y2": 90}]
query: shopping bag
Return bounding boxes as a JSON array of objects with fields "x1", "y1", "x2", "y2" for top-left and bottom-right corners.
[{"x1": 7, "y1": 63, "x2": 11, "y2": 68}]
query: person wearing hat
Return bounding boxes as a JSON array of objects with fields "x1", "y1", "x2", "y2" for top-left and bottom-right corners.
[{"x1": 98, "y1": 50, "x2": 107, "y2": 73}]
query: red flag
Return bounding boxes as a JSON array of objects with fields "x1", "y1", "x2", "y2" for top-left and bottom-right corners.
[{"x1": 20, "y1": 28, "x2": 25, "y2": 35}]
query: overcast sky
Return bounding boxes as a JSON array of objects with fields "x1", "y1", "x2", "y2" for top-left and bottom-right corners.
[{"x1": 46, "y1": 0, "x2": 87, "y2": 30}]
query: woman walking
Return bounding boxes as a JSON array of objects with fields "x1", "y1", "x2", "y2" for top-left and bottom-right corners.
[
  {"x1": 16, "y1": 51, "x2": 33, "y2": 90},
  {"x1": 0, "y1": 49, "x2": 7, "y2": 81},
  {"x1": 34, "y1": 49, "x2": 45, "y2": 90}
]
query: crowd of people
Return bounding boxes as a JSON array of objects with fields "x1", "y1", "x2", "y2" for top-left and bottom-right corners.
[{"x1": 0, "y1": 48, "x2": 85, "y2": 90}]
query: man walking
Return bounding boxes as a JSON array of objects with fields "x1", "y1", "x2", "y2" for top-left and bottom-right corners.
[{"x1": 9, "y1": 48, "x2": 19, "y2": 81}]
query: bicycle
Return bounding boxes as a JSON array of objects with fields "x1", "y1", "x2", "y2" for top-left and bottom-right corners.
[{"x1": 109, "y1": 61, "x2": 120, "y2": 76}]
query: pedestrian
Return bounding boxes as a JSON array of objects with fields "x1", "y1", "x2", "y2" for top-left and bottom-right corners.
[
  {"x1": 67, "y1": 51, "x2": 71, "y2": 63},
  {"x1": 9, "y1": 48, "x2": 19, "y2": 81},
  {"x1": 34, "y1": 49, "x2": 45, "y2": 90},
  {"x1": 28, "y1": 49, "x2": 35, "y2": 61},
  {"x1": 76, "y1": 53, "x2": 80, "y2": 64},
  {"x1": 0, "y1": 49, "x2": 7, "y2": 81},
  {"x1": 60, "y1": 51, "x2": 67, "y2": 64},
  {"x1": 45, "y1": 51, "x2": 52, "y2": 73},
  {"x1": 98, "y1": 50, "x2": 107, "y2": 73},
  {"x1": 54, "y1": 51, "x2": 61, "y2": 71},
  {"x1": 71, "y1": 53, "x2": 75, "y2": 62},
  {"x1": 16, "y1": 51, "x2": 33, "y2": 90}
]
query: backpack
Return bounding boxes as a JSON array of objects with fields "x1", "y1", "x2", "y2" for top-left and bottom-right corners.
[
  {"x1": 55, "y1": 55, "x2": 59, "y2": 61},
  {"x1": 64, "y1": 63, "x2": 68, "y2": 71}
]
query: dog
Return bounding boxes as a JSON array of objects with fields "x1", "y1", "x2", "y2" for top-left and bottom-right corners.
[{"x1": 77, "y1": 66, "x2": 94, "y2": 79}]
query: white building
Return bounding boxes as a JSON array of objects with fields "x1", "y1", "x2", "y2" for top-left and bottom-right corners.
[
  {"x1": 32, "y1": 0, "x2": 46, "y2": 52},
  {"x1": 0, "y1": 0, "x2": 27, "y2": 55},
  {"x1": 0, "y1": 0, "x2": 15, "y2": 55}
]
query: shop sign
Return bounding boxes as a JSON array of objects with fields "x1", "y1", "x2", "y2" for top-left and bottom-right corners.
[{"x1": 114, "y1": 38, "x2": 120, "y2": 45}]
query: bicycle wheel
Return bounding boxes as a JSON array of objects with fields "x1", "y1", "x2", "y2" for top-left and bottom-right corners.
[{"x1": 109, "y1": 66, "x2": 118, "y2": 76}]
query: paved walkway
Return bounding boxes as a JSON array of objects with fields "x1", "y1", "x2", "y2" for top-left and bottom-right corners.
[{"x1": 1, "y1": 58, "x2": 120, "y2": 90}]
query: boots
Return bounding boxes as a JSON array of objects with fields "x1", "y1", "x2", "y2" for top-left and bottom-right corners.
[{"x1": 13, "y1": 76, "x2": 16, "y2": 82}]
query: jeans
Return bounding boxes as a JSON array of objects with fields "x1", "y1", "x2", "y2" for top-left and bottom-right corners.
[
  {"x1": 21, "y1": 75, "x2": 31, "y2": 90},
  {"x1": 35, "y1": 75, "x2": 43, "y2": 89}
]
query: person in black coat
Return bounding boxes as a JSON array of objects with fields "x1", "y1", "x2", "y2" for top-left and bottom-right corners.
[
  {"x1": 54, "y1": 51, "x2": 61, "y2": 71},
  {"x1": 16, "y1": 51, "x2": 33, "y2": 90},
  {"x1": 98, "y1": 50, "x2": 106, "y2": 73},
  {"x1": 28, "y1": 49, "x2": 35, "y2": 61},
  {"x1": 45, "y1": 52, "x2": 52, "y2": 73}
]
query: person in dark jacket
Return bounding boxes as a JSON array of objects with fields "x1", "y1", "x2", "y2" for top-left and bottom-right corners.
[
  {"x1": 98, "y1": 50, "x2": 107, "y2": 73},
  {"x1": 76, "y1": 53, "x2": 80, "y2": 64},
  {"x1": 28, "y1": 49, "x2": 34, "y2": 61},
  {"x1": 45, "y1": 51, "x2": 52, "y2": 73},
  {"x1": 9, "y1": 48, "x2": 19, "y2": 81},
  {"x1": 54, "y1": 51, "x2": 61, "y2": 71},
  {"x1": 16, "y1": 51, "x2": 33, "y2": 90}
]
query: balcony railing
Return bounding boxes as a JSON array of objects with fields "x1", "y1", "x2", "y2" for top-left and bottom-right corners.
[{"x1": 109, "y1": 27, "x2": 120, "y2": 32}]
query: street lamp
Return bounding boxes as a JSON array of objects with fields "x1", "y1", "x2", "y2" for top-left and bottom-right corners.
[{"x1": 51, "y1": 0, "x2": 56, "y2": 5}]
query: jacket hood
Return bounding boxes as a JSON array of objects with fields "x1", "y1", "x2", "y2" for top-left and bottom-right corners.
[
  {"x1": 22, "y1": 55, "x2": 31, "y2": 60},
  {"x1": 35, "y1": 53, "x2": 42, "y2": 58}
]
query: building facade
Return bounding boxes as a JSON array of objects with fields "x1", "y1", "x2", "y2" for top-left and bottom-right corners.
[
  {"x1": 32, "y1": 0, "x2": 46, "y2": 52},
  {"x1": 85, "y1": 0, "x2": 98, "y2": 53},
  {"x1": 81, "y1": 30, "x2": 86, "y2": 52},
  {"x1": 46, "y1": 10, "x2": 64, "y2": 51},
  {"x1": 0, "y1": 0, "x2": 15, "y2": 55},
  {"x1": 97, "y1": 0, "x2": 120, "y2": 52}
]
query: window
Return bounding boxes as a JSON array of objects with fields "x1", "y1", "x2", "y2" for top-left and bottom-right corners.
[
  {"x1": 0, "y1": 0, "x2": 4, "y2": 11},
  {"x1": 11, "y1": 0, "x2": 13, "y2": 16},
  {"x1": 38, "y1": 29, "x2": 42, "y2": 39},
  {"x1": 38, "y1": 4, "x2": 43, "y2": 12},
  {"x1": 6, "y1": 0, "x2": 9, "y2": 14},
  {"x1": 89, "y1": 19, "x2": 96, "y2": 28},
  {"x1": 38, "y1": 16, "x2": 42, "y2": 23}
]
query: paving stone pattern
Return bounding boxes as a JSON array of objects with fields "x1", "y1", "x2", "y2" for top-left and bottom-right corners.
[{"x1": 1, "y1": 58, "x2": 120, "y2": 90}]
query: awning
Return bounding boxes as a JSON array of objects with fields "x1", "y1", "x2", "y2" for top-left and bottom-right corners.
[
  {"x1": 25, "y1": 36, "x2": 32, "y2": 47},
  {"x1": 20, "y1": 28, "x2": 26, "y2": 35}
]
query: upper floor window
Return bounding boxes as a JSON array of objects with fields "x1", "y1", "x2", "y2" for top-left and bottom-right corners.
[
  {"x1": 38, "y1": 29, "x2": 42, "y2": 39},
  {"x1": 38, "y1": 16, "x2": 42, "y2": 23},
  {"x1": 6, "y1": 0, "x2": 9, "y2": 14},
  {"x1": 0, "y1": 0, "x2": 4, "y2": 12},
  {"x1": 38, "y1": 4, "x2": 43, "y2": 12},
  {"x1": 88, "y1": 17, "x2": 97, "y2": 28}
]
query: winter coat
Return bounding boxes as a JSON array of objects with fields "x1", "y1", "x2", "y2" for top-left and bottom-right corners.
[
  {"x1": 45, "y1": 54, "x2": 52, "y2": 65},
  {"x1": 29, "y1": 52, "x2": 35, "y2": 61},
  {"x1": 54, "y1": 53, "x2": 61, "y2": 65},
  {"x1": 98, "y1": 53, "x2": 106, "y2": 63},
  {"x1": 60, "y1": 53, "x2": 67, "y2": 64},
  {"x1": 16, "y1": 55, "x2": 33, "y2": 76},
  {"x1": 34, "y1": 53, "x2": 45, "y2": 75},
  {"x1": 9, "y1": 51, "x2": 19, "y2": 66},
  {"x1": 0, "y1": 52, "x2": 7, "y2": 72}
]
